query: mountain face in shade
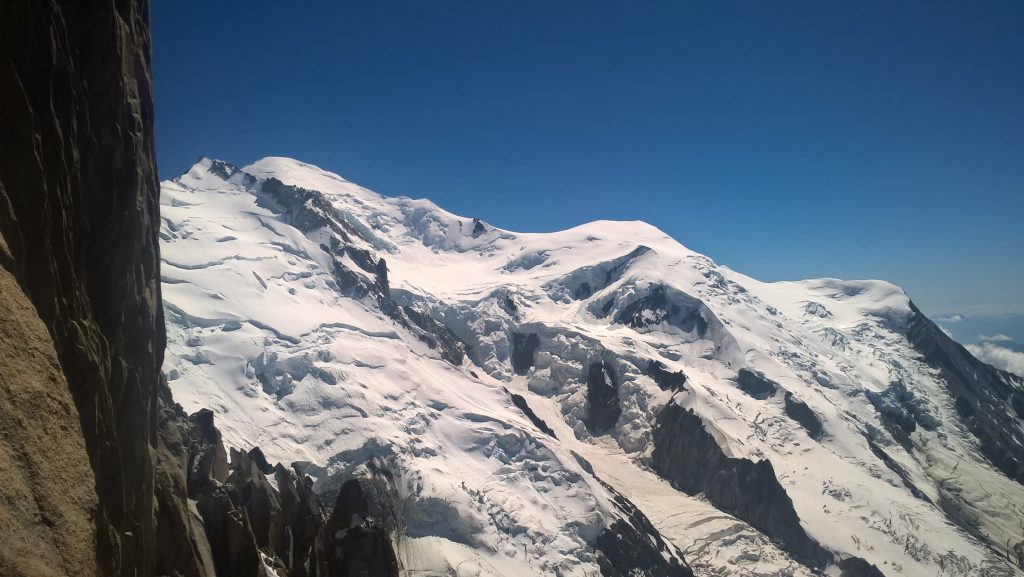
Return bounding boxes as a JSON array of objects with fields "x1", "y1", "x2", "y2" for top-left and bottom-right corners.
[{"x1": 161, "y1": 157, "x2": 1024, "y2": 577}]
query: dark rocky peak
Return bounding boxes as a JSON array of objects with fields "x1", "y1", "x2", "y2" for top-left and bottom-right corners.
[
  {"x1": 164, "y1": 404, "x2": 401, "y2": 577},
  {"x1": 401, "y1": 304, "x2": 466, "y2": 366},
  {"x1": 375, "y1": 257, "x2": 391, "y2": 296},
  {"x1": 590, "y1": 283, "x2": 738, "y2": 358},
  {"x1": 186, "y1": 408, "x2": 231, "y2": 494},
  {"x1": 248, "y1": 447, "x2": 275, "y2": 475},
  {"x1": 203, "y1": 157, "x2": 242, "y2": 180}
]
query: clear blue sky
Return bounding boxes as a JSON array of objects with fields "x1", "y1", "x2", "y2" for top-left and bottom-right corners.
[{"x1": 151, "y1": 1, "x2": 1023, "y2": 321}]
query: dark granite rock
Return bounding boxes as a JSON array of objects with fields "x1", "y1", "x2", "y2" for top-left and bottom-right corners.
[
  {"x1": 196, "y1": 486, "x2": 262, "y2": 577},
  {"x1": 403, "y1": 305, "x2": 466, "y2": 366},
  {"x1": 322, "y1": 479, "x2": 400, "y2": 577},
  {"x1": 1, "y1": 1, "x2": 166, "y2": 573},
  {"x1": 863, "y1": 434, "x2": 932, "y2": 503},
  {"x1": 375, "y1": 257, "x2": 391, "y2": 296},
  {"x1": 595, "y1": 481, "x2": 694, "y2": 577},
  {"x1": 585, "y1": 360, "x2": 622, "y2": 435},
  {"x1": 259, "y1": 177, "x2": 357, "y2": 242},
  {"x1": 905, "y1": 301, "x2": 1024, "y2": 484},
  {"x1": 511, "y1": 332, "x2": 541, "y2": 375},
  {"x1": 784, "y1": 392, "x2": 824, "y2": 440},
  {"x1": 736, "y1": 369, "x2": 779, "y2": 400},
  {"x1": 0, "y1": 257, "x2": 100, "y2": 576},
  {"x1": 345, "y1": 246, "x2": 378, "y2": 273},
  {"x1": 838, "y1": 556, "x2": 888, "y2": 577},
  {"x1": 651, "y1": 401, "x2": 832, "y2": 568},
  {"x1": 645, "y1": 360, "x2": 687, "y2": 391},
  {"x1": 613, "y1": 285, "x2": 708, "y2": 335},
  {"x1": 0, "y1": 4, "x2": 403, "y2": 575},
  {"x1": 506, "y1": 388, "x2": 557, "y2": 438}
]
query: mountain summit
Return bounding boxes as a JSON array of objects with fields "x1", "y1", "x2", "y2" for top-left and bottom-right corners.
[{"x1": 161, "y1": 156, "x2": 1024, "y2": 576}]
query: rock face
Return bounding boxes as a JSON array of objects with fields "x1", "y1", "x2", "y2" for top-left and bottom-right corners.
[
  {"x1": 157, "y1": 402, "x2": 401, "y2": 577},
  {"x1": 651, "y1": 401, "x2": 832, "y2": 568},
  {"x1": 1, "y1": 1, "x2": 165, "y2": 574},
  {"x1": 506, "y1": 388, "x2": 558, "y2": 438},
  {"x1": 736, "y1": 368, "x2": 778, "y2": 400},
  {"x1": 645, "y1": 360, "x2": 687, "y2": 392},
  {"x1": 0, "y1": 2, "x2": 401, "y2": 576},
  {"x1": 585, "y1": 360, "x2": 623, "y2": 435},
  {"x1": 0, "y1": 248, "x2": 98, "y2": 576},
  {"x1": 511, "y1": 332, "x2": 541, "y2": 375},
  {"x1": 838, "y1": 556, "x2": 888, "y2": 577},
  {"x1": 784, "y1": 392, "x2": 824, "y2": 440},
  {"x1": 594, "y1": 481, "x2": 694, "y2": 577},
  {"x1": 905, "y1": 302, "x2": 1024, "y2": 484}
]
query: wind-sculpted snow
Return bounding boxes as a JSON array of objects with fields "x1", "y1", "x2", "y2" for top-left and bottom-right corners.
[{"x1": 163, "y1": 157, "x2": 1024, "y2": 576}]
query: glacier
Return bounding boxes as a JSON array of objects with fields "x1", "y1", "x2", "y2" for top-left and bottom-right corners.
[{"x1": 161, "y1": 156, "x2": 1024, "y2": 577}]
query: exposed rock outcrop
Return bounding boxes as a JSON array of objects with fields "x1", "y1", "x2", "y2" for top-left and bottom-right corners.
[
  {"x1": 506, "y1": 388, "x2": 557, "y2": 438},
  {"x1": 511, "y1": 332, "x2": 541, "y2": 375},
  {"x1": 736, "y1": 368, "x2": 778, "y2": 400},
  {"x1": 651, "y1": 401, "x2": 832, "y2": 568},
  {"x1": 784, "y1": 391, "x2": 824, "y2": 440},
  {"x1": 595, "y1": 480, "x2": 694, "y2": 577},
  {"x1": 1, "y1": 1, "x2": 165, "y2": 574},
  {"x1": 0, "y1": 247, "x2": 98, "y2": 577},
  {"x1": 645, "y1": 360, "x2": 687, "y2": 392},
  {"x1": 585, "y1": 360, "x2": 623, "y2": 435},
  {"x1": 838, "y1": 556, "x2": 888, "y2": 577},
  {"x1": 905, "y1": 302, "x2": 1024, "y2": 484},
  {"x1": 160, "y1": 400, "x2": 401, "y2": 577}
]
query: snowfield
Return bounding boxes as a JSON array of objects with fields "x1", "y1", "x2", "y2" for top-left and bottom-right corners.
[{"x1": 162, "y1": 157, "x2": 1024, "y2": 577}]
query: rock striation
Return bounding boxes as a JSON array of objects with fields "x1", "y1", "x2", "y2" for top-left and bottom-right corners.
[{"x1": 1, "y1": 1, "x2": 164, "y2": 573}]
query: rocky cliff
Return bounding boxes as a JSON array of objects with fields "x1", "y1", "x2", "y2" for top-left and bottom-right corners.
[
  {"x1": 0, "y1": 1, "x2": 398, "y2": 575},
  {"x1": 1, "y1": 1, "x2": 163, "y2": 573}
]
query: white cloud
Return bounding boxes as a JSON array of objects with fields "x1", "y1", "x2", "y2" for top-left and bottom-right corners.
[
  {"x1": 978, "y1": 333, "x2": 1013, "y2": 342},
  {"x1": 966, "y1": 342, "x2": 1024, "y2": 377},
  {"x1": 937, "y1": 314, "x2": 963, "y2": 323}
]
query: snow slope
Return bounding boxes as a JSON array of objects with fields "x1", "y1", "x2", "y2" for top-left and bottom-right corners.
[{"x1": 162, "y1": 157, "x2": 1024, "y2": 577}]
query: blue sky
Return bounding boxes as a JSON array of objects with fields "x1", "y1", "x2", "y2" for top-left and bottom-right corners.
[{"x1": 152, "y1": 1, "x2": 1023, "y2": 326}]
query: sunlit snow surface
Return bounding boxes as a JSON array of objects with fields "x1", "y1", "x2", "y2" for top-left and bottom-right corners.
[{"x1": 162, "y1": 157, "x2": 1024, "y2": 577}]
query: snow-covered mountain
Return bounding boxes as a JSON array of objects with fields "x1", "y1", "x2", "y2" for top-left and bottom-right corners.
[{"x1": 161, "y1": 157, "x2": 1024, "y2": 577}]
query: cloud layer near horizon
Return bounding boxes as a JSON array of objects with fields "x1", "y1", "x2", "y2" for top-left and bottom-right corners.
[{"x1": 966, "y1": 341, "x2": 1024, "y2": 377}]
